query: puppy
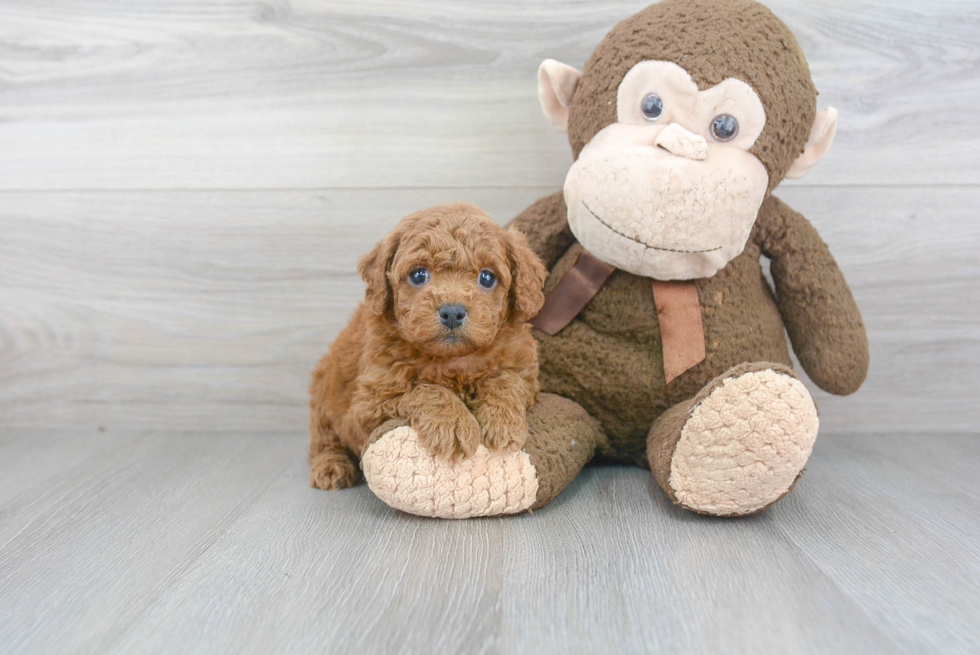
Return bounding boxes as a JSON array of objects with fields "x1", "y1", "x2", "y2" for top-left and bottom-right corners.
[{"x1": 308, "y1": 202, "x2": 547, "y2": 490}]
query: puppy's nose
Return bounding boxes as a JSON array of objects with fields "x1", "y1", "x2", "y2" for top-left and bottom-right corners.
[{"x1": 438, "y1": 304, "x2": 467, "y2": 330}]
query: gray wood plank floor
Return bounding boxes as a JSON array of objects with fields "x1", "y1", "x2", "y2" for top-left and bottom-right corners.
[{"x1": 0, "y1": 431, "x2": 977, "y2": 654}]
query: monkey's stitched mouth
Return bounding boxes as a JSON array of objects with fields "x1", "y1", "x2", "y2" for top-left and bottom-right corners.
[{"x1": 582, "y1": 202, "x2": 722, "y2": 254}]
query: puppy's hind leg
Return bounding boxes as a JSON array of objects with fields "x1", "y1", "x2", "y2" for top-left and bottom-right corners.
[{"x1": 309, "y1": 410, "x2": 360, "y2": 490}]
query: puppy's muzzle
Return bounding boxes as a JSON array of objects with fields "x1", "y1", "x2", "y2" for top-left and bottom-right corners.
[{"x1": 438, "y1": 304, "x2": 467, "y2": 330}]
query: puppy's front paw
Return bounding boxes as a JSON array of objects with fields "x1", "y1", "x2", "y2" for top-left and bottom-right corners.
[
  {"x1": 412, "y1": 406, "x2": 482, "y2": 461},
  {"x1": 310, "y1": 451, "x2": 360, "y2": 490},
  {"x1": 476, "y1": 406, "x2": 529, "y2": 452}
]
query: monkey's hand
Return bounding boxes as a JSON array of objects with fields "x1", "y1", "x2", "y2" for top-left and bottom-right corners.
[{"x1": 755, "y1": 196, "x2": 869, "y2": 395}]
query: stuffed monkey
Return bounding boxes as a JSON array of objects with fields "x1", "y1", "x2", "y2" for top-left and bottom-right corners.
[{"x1": 360, "y1": 0, "x2": 868, "y2": 518}]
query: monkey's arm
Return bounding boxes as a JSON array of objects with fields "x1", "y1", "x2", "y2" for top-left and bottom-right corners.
[
  {"x1": 754, "y1": 195, "x2": 869, "y2": 396},
  {"x1": 506, "y1": 190, "x2": 575, "y2": 269}
]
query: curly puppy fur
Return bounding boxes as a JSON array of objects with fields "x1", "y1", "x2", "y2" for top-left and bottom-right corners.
[{"x1": 309, "y1": 202, "x2": 548, "y2": 490}]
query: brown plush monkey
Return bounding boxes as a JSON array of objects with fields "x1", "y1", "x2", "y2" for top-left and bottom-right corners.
[{"x1": 360, "y1": 0, "x2": 869, "y2": 518}]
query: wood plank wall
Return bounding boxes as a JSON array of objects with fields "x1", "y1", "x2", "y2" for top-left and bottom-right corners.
[{"x1": 1, "y1": 0, "x2": 978, "y2": 435}]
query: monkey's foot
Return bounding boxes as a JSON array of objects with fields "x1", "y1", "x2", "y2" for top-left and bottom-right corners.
[
  {"x1": 361, "y1": 425, "x2": 539, "y2": 519},
  {"x1": 651, "y1": 364, "x2": 819, "y2": 516}
]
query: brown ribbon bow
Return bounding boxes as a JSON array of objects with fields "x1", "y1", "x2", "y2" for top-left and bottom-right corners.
[{"x1": 531, "y1": 250, "x2": 706, "y2": 383}]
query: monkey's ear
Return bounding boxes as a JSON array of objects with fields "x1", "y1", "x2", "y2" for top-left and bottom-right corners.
[
  {"x1": 357, "y1": 229, "x2": 402, "y2": 316},
  {"x1": 538, "y1": 59, "x2": 583, "y2": 132},
  {"x1": 785, "y1": 107, "x2": 839, "y2": 180}
]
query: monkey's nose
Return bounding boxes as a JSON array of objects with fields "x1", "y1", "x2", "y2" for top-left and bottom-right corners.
[
  {"x1": 438, "y1": 304, "x2": 467, "y2": 330},
  {"x1": 654, "y1": 123, "x2": 708, "y2": 161}
]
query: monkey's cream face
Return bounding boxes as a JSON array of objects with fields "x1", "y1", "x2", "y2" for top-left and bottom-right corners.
[{"x1": 564, "y1": 61, "x2": 770, "y2": 280}]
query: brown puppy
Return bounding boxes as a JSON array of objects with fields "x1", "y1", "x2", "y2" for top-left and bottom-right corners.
[{"x1": 308, "y1": 202, "x2": 547, "y2": 490}]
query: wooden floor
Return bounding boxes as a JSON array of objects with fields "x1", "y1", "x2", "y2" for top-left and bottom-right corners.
[
  {"x1": 0, "y1": 431, "x2": 977, "y2": 654},
  {"x1": 2, "y1": 1, "x2": 980, "y2": 653}
]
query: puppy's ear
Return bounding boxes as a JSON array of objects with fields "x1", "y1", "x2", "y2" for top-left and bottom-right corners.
[
  {"x1": 358, "y1": 228, "x2": 402, "y2": 316},
  {"x1": 505, "y1": 228, "x2": 547, "y2": 323}
]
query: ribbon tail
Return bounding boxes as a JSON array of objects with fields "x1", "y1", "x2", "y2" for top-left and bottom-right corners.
[{"x1": 651, "y1": 280, "x2": 706, "y2": 384}]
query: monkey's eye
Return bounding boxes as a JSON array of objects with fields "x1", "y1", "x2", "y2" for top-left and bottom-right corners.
[
  {"x1": 408, "y1": 267, "x2": 430, "y2": 287},
  {"x1": 640, "y1": 93, "x2": 664, "y2": 121},
  {"x1": 710, "y1": 114, "x2": 739, "y2": 142},
  {"x1": 478, "y1": 269, "x2": 497, "y2": 290}
]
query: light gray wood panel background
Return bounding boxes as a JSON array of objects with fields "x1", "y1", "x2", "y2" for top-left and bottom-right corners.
[
  {"x1": 0, "y1": 0, "x2": 978, "y2": 189},
  {"x1": 1, "y1": 186, "x2": 978, "y2": 433},
  {"x1": 1, "y1": 0, "x2": 978, "y2": 433}
]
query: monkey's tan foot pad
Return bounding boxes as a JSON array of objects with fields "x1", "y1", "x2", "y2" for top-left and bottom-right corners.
[
  {"x1": 361, "y1": 425, "x2": 539, "y2": 519},
  {"x1": 670, "y1": 368, "x2": 819, "y2": 516}
]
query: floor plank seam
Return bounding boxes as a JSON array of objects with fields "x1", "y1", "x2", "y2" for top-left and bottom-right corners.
[
  {"x1": 99, "y1": 455, "x2": 299, "y2": 653},
  {"x1": 0, "y1": 433, "x2": 151, "y2": 556},
  {"x1": 769, "y1": 515, "x2": 912, "y2": 653}
]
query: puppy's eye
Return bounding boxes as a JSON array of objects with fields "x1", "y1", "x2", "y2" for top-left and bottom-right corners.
[
  {"x1": 641, "y1": 93, "x2": 664, "y2": 121},
  {"x1": 710, "y1": 114, "x2": 739, "y2": 142},
  {"x1": 478, "y1": 269, "x2": 497, "y2": 289},
  {"x1": 408, "y1": 267, "x2": 430, "y2": 287}
]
